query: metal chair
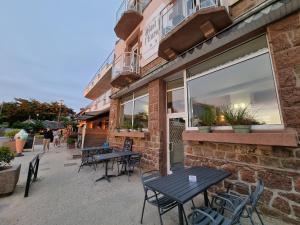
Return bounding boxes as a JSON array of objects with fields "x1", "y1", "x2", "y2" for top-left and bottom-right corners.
[
  {"x1": 188, "y1": 196, "x2": 249, "y2": 225},
  {"x1": 116, "y1": 138, "x2": 133, "y2": 174},
  {"x1": 140, "y1": 170, "x2": 179, "y2": 225},
  {"x1": 126, "y1": 153, "x2": 142, "y2": 181},
  {"x1": 212, "y1": 179, "x2": 265, "y2": 225}
]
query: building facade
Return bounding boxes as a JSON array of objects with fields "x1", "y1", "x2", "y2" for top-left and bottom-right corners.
[{"x1": 84, "y1": 0, "x2": 300, "y2": 223}]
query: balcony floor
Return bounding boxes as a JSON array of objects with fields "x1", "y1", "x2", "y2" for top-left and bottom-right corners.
[
  {"x1": 114, "y1": 10, "x2": 143, "y2": 40},
  {"x1": 158, "y1": 6, "x2": 232, "y2": 60},
  {"x1": 111, "y1": 71, "x2": 139, "y2": 88}
]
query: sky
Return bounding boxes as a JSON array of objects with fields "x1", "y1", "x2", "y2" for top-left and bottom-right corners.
[{"x1": 0, "y1": 0, "x2": 120, "y2": 112}]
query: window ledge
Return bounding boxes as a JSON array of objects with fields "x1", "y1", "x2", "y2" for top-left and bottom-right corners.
[
  {"x1": 112, "y1": 131, "x2": 149, "y2": 138},
  {"x1": 182, "y1": 130, "x2": 299, "y2": 147}
]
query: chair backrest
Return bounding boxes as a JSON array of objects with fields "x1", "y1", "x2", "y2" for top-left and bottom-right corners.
[
  {"x1": 230, "y1": 196, "x2": 249, "y2": 225},
  {"x1": 250, "y1": 179, "x2": 264, "y2": 208},
  {"x1": 102, "y1": 141, "x2": 109, "y2": 149},
  {"x1": 123, "y1": 138, "x2": 133, "y2": 152},
  {"x1": 141, "y1": 170, "x2": 161, "y2": 193}
]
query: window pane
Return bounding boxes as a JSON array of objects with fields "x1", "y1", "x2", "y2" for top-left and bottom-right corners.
[
  {"x1": 167, "y1": 88, "x2": 185, "y2": 113},
  {"x1": 133, "y1": 95, "x2": 149, "y2": 129},
  {"x1": 167, "y1": 78, "x2": 184, "y2": 90},
  {"x1": 187, "y1": 53, "x2": 281, "y2": 126},
  {"x1": 120, "y1": 101, "x2": 133, "y2": 127},
  {"x1": 135, "y1": 87, "x2": 148, "y2": 98}
]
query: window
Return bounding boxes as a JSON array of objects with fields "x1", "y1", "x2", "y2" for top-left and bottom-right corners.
[
  {"x1": 187, "y1": 37, "x2": 282, "y2": 127},
  {"x1": 120, "y1": 88, "x2": 149, "y2": 129},
  {"x1": 167, "y1": 78, "x2": 185, "y2": 114}
]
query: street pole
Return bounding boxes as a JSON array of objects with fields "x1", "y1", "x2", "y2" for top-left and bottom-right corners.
[{"x1": 58, "y1": 100, "x2": 64, "y2": 122}]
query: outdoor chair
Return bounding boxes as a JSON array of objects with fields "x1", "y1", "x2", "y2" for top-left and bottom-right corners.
[
  {"x1": 212, "y1": 179, "x2": 265, "y2": 225},
  {"x1": 78, "y1": 149, "x2": 98, "y2": 172},
  {"x1": 188, "y1": 196, "x2": 249, "y2": 225},
  {"x1": 125, "y1": 153, "x2": 141, "y2": 181},
  {"x1": 116, "y1": 138, "x2": 133, "y2": 174},
  {"x1": 140, "y1": 170, "x2": 181, "y2": 225}
]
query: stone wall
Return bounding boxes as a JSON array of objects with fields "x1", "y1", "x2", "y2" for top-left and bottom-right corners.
[
  {"x1": 230, "y1": 0, "x2": 266, "y2": 18},
  {"x1": 267, "y1": 11, "x2": 300, "y2": 135},
  {"x1": 184, "y1": 141, "x2": 300, "y2": 224},
  {"x1": 141, "y1": 57, "x2": 166, "y2": 76}
]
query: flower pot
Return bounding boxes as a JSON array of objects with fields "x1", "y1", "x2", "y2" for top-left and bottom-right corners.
[
  {"x1": 15, "y1": 139, "x2": 26, "y2": 154},
  {"x1": 232, "y1": 125, "x2": 251, "y2": 133},
  {"x1": 198, "y1": 126, "x2": 211, "y2": 133},
  {"x1": 0, "y1": 164, "x2": 21, "y2": 196}
]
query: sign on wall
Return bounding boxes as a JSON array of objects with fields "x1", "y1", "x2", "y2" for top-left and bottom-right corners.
[{"x1": 141, "y1": 4, "x2": 166, "y2": 64}]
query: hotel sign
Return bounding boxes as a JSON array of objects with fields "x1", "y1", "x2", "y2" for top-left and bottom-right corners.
[{"x1": 142, "y1": 15, "x2": 160, "y2": 60}]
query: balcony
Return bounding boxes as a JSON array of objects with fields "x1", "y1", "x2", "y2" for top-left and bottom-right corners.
[
  {"x1": 114, "y1": 0, "x2": 144, "y2": 40},
  {"x1": 84, "y1": 51, "x2": 114, "y2": 100},
  {"x1": 158, "y1": 0, "x2": 232, "y2": 60},
  {"x1": 85, "y1": 90, "x2": 111, "y2": 114},
  {"x1": 111, "y1": 52, "x2": 140, "y2": 88}
]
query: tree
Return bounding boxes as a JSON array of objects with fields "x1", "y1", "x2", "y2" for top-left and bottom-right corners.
[{"x1": 1, "y1": 98, "x2": 75, "y2": 126}]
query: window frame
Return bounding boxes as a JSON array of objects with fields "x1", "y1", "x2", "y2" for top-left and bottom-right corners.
[
  {"x1": 185, "y1": 48, "x2": 283, "y2": 131},
  {"x1": 120, "y1": 91, "x2": 149, "y2": 129}
]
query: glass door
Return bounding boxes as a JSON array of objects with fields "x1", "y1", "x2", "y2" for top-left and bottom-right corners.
[{"x1": 168, "y1": 117, "x2": 186, "y2": 172}]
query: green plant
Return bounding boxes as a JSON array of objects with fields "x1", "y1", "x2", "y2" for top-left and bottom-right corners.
[
  {"x1": 4, "y1": 129, "x2": 21, "y2": 140},
  {"x1": 0, "y1": 146, "x2": 15, "y2": 170},
  {"x1": 67, "y1": 137, "x2": 76, "y2": 145},
  {"x1": 198, "y1": 106, "x2": 216, "y2": 126},
  {"x1": 122, "y1": 120, "x2": 132, "y2": 130},
  {"x1": 221, "y1": 105, "x2": 258, "y2": 125}
]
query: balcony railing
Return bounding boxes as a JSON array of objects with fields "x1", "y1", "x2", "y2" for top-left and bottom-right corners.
[
  {"x1": 116, "y1": 0, "x2": 148, "y2": 23},
  {"x1": 160, "y1": 0, "x2": 219, "y2": 38},
  {"x1": 84, "y1": 51, "x2": 114, "y2": 95},
  {"x1": 112, "y1": 52, "x2": 140, "y2": 81},
  {"x1": 85, "y1": 90, "x2": 111, "y2": 113}
]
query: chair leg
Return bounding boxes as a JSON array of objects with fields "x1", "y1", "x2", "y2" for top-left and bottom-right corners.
[
  {"x1": 140, "y1": 196, "x2": 146, "y2": 224},
  {"x1": 255, "y1": 207, "x2": 265, "y2": 225},
  {"x1": 246, "y1": 208, "x2": 255, "y2": 225},
  {"x1": 182, "y1": 207, "x2": 188, "y2": 225},
  {"x1": 158, "y1": 207, "x2": 164, "y2": 225}
]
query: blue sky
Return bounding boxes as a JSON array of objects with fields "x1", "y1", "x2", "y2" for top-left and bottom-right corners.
[{"x1": 0, "y1": 0, "x2": 120, "y2": 112}]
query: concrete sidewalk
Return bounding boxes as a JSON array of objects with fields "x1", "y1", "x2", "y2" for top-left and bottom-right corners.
[{"x1": 0, "y1": 146, "x2": 291, "y2": 225}]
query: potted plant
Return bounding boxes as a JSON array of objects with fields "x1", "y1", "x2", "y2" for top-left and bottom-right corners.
[
  {"x1": 123, "y1": 121, "x2": 132, "y2": 132},
  {"x1": 0, "y1": 146, "x2": 21, "y2": 196},
  {"x1": 198, "y1": 105, "x2": 216, "y2": 133},
  {"x1": 221, "y1": 105, "x2": 258, "y2": 133},
  {"x1": 4, "y1": 129, "x2": 20, "y2": 153},
  {"x1": 138, "y1": 123, "x2": 144, "y2": 132},
  {"x1": 14, "y1": 129, "x2": 28, "y2": 157},
  {"x1": 67, "y1": 133, "x2": 77, "y2": 149}
]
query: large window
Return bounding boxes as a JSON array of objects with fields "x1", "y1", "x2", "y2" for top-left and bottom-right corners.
[
  {"x1": 167, "y1": 78, "x2": 185, "y2": 114},
  {"x1": 187, "y1": 37, "x2": 282, "y2": 127},
  {"x1": 120, "y1": 88, "x2": 149, "y2": 129}
]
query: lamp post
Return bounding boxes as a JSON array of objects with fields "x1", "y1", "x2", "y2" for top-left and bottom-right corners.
[
  {"x1": 36, "y1": 113, "x2": 39, "y2": 121},
  {"x1": 58, "y1": 100, "x2": 64, "y2": 122}
]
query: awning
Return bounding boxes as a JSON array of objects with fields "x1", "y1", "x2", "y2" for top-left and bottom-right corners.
[{"x1": 111, "y1": 0, "x2": 300, "y2": 99}]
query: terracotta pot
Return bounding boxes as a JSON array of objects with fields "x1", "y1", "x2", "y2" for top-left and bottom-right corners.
[
  {"x1": 15, "y1": 139, "x2": 26, "y2": 154},
  {"x1": 0, "y1": 164, "x2": 21, "y2": 196}
]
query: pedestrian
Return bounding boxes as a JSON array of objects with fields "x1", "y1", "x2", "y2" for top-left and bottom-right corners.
[
  {"x1": 53, "y1": 129, "x2": 60, "y2": 148},
  {"x1": 43, "y1": 128, "x2": 51, "y2": 152}
]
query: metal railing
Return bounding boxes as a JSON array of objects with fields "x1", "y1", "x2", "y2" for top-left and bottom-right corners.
[
  {"x1": 84, "y1": 51, "x2": 114, "y2": 95},
  {"x1": 85, "y1": 90, "x2": 111, "y2": 113},
  {"x1": 24, "y1": 154, "x2": 40, "y2": 197},
  {"x1": 112, "y1": 52, "x2": 140, "y2": 80},
  {"x1": 160, "y1": 0, "x2": 219, "y2": 38},
  {"x1": 116, "y1": 0, "x2": 149, "y2": 23}
]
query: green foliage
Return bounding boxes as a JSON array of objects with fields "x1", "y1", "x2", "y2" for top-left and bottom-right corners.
[
  {"x1": 0, "y1": 147, "x2": 15, "y2": 169},
  {"x1": 67, "y1": 137, "x2": 76, "y2": 145},
  {"x1": 11, "y1": 120, "x2": 44, "y2": 133},
  {"x1": 199, "y1": 106, "x2": 216, "y2": 126},
  {"x1": 0, "y1": 98, "x2": 75, "y2": 126},
  {"x1": 4, "y1": 129, "x2": 21, "y2": 139},
  {"x1": 221, "y1": 105, "x2": 258, "y2": 125},
  {"x1": 122, "y1": 120, "x2": 132, "y2": 130}
]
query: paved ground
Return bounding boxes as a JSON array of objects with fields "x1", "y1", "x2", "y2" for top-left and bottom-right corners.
[{"x1": 0, "y1": 145, "x2": 292, "y2": 225}]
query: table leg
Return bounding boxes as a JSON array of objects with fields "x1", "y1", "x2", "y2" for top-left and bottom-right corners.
[
  {"x1": 204, "y1": 189, "x2": 209, "y2": 207},
  {"x1": 95, "y1": 160, "x2": 116, "y2": 183},
  {"x1": 178, "y1": 204, "x2": 184, "y2": 225}
]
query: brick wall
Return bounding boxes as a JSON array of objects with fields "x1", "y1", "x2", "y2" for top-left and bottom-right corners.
[
  {"x1": 267, "y1": 11, "x2": 300, "y2": 135},
  {"x1": 184, "y1": 142, "x2": 300, "y2": 224},
  {"x1": 230, "y1": 0, "x2": 266, "y2": 19},
  {"x1": 141, "y1": 57, "x2": 166, "y2": 76}
]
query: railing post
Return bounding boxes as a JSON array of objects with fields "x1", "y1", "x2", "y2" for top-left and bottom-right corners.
[
  {"x1": 24, "y1": 163, "x2": 32, "y2": 197},
  {"x1": 33, "y1": 155, "x2": 40, "y2": 181}
]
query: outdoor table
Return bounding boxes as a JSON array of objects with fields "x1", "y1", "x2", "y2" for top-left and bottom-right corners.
[
  {"x1": 93, "y1": 151, "x2": 140, "y2": 183},
  {"x1": 145, "y1": 167, "x2": 231, "y2": 225},
  {"x1": 78, "y1": 147, "x2": 112, "y2": 172}
]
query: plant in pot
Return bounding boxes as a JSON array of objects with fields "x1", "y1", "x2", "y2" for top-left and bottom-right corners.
[
  {"x1": 123, "y1": 121, "x2": 132, "y2": 132},
  {"x1": 67, "y1": 137, "x2": 76, "y2": 149},
  {"x1": 0, "y1": 146, "x2": 21, "y2": 196},
  {"x1": 14, "y1": 129, "x2": 28, "y2": 157},
  {"x1": 221, "y1": 105, "x2": 258, "y2": 133},
  {"x1": 198, "y1": 105, "x2": 216, "y2": 133}
]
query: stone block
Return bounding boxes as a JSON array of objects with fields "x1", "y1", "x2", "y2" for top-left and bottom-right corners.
[
  {"x1": 272, "y1": 197, "x2": 291, "y2": 214},
  {"x1": 258, "y1": 170, "x2": 292, "y2": 191}
]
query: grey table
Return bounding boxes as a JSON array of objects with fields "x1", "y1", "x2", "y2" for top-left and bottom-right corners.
[
  {"x1": 145, "y1": 167, "x2": 231, "y2": 225},
  {"x1": 93, "y1": 151, "x2": 140, "y2": 182}
]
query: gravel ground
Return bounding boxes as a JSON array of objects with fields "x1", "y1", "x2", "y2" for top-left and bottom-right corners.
[{"x1": 0, "y1": 145, "x2": 291, "y2": 225}]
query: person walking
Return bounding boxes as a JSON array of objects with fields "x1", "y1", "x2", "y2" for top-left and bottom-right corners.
[
  {"x1": 53, "y1": 129, "x2": 60, "y2": 148},
  {"x1": 43, "y1": 128, "x2": 52, "y2": 152}
]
